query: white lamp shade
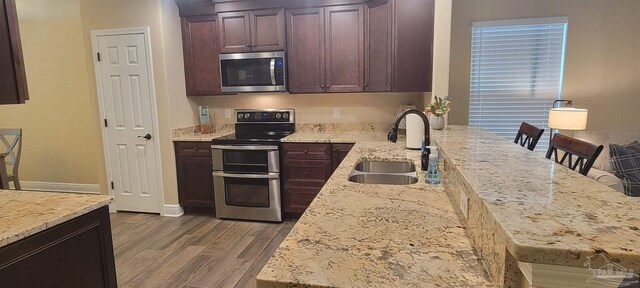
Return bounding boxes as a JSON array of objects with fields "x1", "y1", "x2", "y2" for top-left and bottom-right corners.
[{"x1": 548, "y1": 108, "x2": 588, "y2": 130}]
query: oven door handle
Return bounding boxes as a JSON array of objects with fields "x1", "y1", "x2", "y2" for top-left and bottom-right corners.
[
  {"x1": 270, "y1": 58, "x2": 276, "y2": 86},
  {"x1": 211, "y1": 145, "x2": 279, "y2": 151},
  {"x1": 212, "y1": 172, "x2": 280, "y2": 179}
]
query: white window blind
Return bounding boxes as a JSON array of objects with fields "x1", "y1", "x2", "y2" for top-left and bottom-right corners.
[{"x1": 469, "y1": 17, "x2": 568, "y2": 147}]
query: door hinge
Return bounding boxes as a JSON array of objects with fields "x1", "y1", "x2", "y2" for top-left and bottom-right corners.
[
  {"x1": 97, "y1": 52, "x2": 101, "y2": 62},
  {"x1": 111, "y1": 181, "x2": 114, "y2": 189},
  {"x1": 104, "y1": 119, "x2": 108, "y2": 127}
]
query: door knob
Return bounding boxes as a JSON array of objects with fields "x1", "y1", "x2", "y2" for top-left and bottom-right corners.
[{"x1": 138, "y1": 134, "x2": 152, "y2": 140}]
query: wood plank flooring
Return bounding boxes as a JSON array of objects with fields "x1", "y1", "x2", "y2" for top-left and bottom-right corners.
[{"x1": 109, "y1": 212, "x2": 295, "y2": 288}]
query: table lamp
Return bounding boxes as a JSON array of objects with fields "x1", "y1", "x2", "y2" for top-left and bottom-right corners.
[{"x1": 548, "y1": 100, "x2": 588, "y2": 130}]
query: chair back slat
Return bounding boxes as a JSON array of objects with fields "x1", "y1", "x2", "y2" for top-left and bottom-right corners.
[
  {"x1": 545, "y1": 133, "x2": 603, "y2": 176},
  {"x1": 0, "y1": 129, "x2": 22, "y2": 167},
  {"x1": 514, "y1": 122, "x2": 545, "y2": 151}
]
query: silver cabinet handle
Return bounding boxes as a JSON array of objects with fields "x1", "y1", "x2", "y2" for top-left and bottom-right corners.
[
  {"x1": 270, "y1": 58, "x2": 276, "y2": 85},
  {"x1": 211, "y1": 145, "x2": 279, "y2": 151},
  {"x1": 212, "y1": 172, "x2": 279, "y2": 179}
]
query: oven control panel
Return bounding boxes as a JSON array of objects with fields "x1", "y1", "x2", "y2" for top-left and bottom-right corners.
[{"x1": 235, "y1": 109, "x2": 294, "y2": 123}]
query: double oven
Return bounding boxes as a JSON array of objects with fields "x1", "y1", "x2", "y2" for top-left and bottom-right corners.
[{"x1": 211, "y1": 109, "x2": 294, "y2": 222}]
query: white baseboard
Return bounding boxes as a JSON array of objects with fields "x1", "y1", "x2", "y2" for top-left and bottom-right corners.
[
  {"x1": 162, "y1": 204, "x2": 184, "y2": 217},
  {"x1": 16, "y1": 181, "x2": 101, "y2": 194}
]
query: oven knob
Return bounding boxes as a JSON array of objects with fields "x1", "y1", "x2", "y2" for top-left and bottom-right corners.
[
  {"x1": 283, "y1": 113, "x2": 289, "y2": 119},
  {"x1": 238, "y1": 114, "x2": 243, "y2": 119},
  {"x1": 276, "y1": 113, "x2": 281, "y2": 119},
  {"x1": 245, "y1": 113, "x2": 251, "y2": 119}
]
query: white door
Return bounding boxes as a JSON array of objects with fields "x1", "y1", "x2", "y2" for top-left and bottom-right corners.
[{"x1": 95, "y1": 32, "x2": 161, "y2": 213}]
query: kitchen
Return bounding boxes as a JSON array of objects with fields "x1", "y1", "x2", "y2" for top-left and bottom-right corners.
[{"x1": 1, "y1": 0, "x2": 639, "y2": 287}]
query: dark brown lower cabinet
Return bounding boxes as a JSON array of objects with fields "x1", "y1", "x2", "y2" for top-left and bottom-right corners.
[
  {"x1": 175, "y1": 141, "x2": 215, "y2": 214},
  {"x1": 282, "y1": 142, "x2": 353, "y2": 219},
  {"x1": 332, "y1": 143, "x2": 355, "y2": 171},
  {"x1": 0, "y1": 206, "x2": 117, "y2": 288}
]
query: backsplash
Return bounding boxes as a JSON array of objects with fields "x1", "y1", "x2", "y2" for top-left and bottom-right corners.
[
  {"x1": 295, "y1": 122, "x2": 391, "y2": 133},
  {"x1": 171, "y1": 123, "x2": 234, "y2": 138},
  {"x1": 172, "y1": 122, "x2": 396, "y2": 137}
]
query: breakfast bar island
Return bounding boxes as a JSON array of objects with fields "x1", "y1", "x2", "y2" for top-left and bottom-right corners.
[
  {"x1": 257, "y1": 126, "x2": 640, "y2": 288},
  {"x1": 0, "y1": 190, "x2": 116, "y2": 288}
]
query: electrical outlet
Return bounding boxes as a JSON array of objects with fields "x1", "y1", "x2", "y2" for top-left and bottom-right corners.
[
  {"x1": 224, "y1": 109, "x2": 232, "y2": 119},
  {"x1": 333, "y1": 107, "x2": 341, "y2": 118},
  {"x1": 459, "y1": 190, "x2": 469, "y2": 220}
]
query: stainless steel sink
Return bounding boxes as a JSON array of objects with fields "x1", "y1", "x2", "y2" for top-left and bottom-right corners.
[
  {"x1": 348, "y1": 160, "x2": 418, "y2": 185},
  {"x1": 353, "y1": 160, "x2": 416, "y2": 173},
  {"x1": 348, "y1": 174, "x2": 418, "y2": 185}
]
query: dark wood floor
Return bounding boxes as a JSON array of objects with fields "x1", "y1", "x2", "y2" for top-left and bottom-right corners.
[{"x1": 110, "y1": 212, "x2": 295, "y2": 288}]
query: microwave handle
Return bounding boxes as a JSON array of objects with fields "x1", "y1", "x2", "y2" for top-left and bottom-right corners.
[
  {"x1": 212, "y1": 172, "x2": 279, "y2": 179},
  {"x1": 270, "y1": 59, "x2": 276, "y2": 86}
]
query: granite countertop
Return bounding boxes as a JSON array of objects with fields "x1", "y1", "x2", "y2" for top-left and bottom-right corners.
[
  {"x1": 257, "y1": 133, "x2": 494, "y2": 287},
  {"x1": 0, "y1": 190, "x2": 113, "y2": 247},
  {"x1": 432, "y1": 126, "x2": 640, "y2": 278},
  {"x1": 172, "y1": 131, "x2": 232, "y2": 142}
]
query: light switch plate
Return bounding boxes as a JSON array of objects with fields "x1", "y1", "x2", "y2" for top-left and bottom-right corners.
[
  {"x1": 224, "y1": 109, "x2": 231, "y2": 119},
  {"x1": 333, "y1": 107, "x2": 340, "y2": 118},
  {"x1": 459, "y1": 190, "x2": 469, "y2": 220}
]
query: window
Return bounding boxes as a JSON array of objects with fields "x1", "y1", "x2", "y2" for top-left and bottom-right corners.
[{"x1": 469, "y1": 17, "x2": 568, "y2": 147}]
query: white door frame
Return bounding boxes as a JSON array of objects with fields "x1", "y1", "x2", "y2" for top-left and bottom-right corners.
[{"x1": 91, "y1": 27, "x2": 165, "y2": 215}]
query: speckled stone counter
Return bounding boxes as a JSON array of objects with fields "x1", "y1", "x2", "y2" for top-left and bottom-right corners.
[
  {"x1": 0, "y1": 190, "x2": 112, "y2": 247},
  {"x1": 432, "y1": 126, "x2": 640, "y2": 286},
  {"x1": 257, "y1": 133, "x2": 494, "y2": 287},
  {"x1": 171, "y1": 131, "x2": 232, "y2": 142}
]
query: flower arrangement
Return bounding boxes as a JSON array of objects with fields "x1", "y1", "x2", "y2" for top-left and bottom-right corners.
[{"x1": 426, "y1": 95, "x2": 451, "y2": 117}]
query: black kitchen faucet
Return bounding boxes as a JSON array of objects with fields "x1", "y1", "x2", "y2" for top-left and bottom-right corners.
[{"x1": 388, "y1": 109, "x2": 431, "y2": 171}]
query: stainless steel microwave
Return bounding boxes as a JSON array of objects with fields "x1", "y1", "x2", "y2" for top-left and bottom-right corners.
[{"x1": 219, "y1": 51, "x2": 286, "y2": 93}]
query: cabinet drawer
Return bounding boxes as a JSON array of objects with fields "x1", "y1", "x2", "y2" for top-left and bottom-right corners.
[
  {"x1": 283, "y1": 186, "x2": 321, "y2": 213},
  {"x1": 283, "y1": 143, "x2": 331, "y2": 160},
  {"x1": 283, "y1": 159, "x2": 332, "y2": 187},
  {"x1": 175, "y1": 142, "x2": 212, "y2": 158}
]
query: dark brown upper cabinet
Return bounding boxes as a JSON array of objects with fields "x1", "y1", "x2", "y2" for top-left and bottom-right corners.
[
  {"x1": 181, "y1": 15, "x2": 222, "y2": 96},
  {"x1": 324, "y1": 5, "x2": 364, "y2": 93},
  {"x1": 0, "y1": 0, "x2": 28, "y2": 105},
  {"x1": 286, "y1": 7, "x2": 325, "y2": 93},
  {"x1": 287, "y1": 5, "x2": 364, "y2": 94},
  {"x1": 218, "y1": 11, "x2": 251, "y2": 53},
  {"x1": 393, "y1": 0, "x2": 434, "y2": 92},
  {"x1": 365, "y1": 0, "x2": 434, "y2": 93},
  {"x1": 250, "y1": 9, "x2": 286, "y2": 51},
  {"x1": 364, "y1": 0, "x2": 392, "y2": 92},
  {"x1": 218, "y1": 8, "x2": 285, "y2": 53}
]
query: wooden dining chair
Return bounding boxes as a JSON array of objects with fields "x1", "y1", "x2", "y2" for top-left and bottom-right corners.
[
  {"x1": 545, "y1": 133, "x2": 604, "y2": 176},
  {"x1": 514, "y1": 122, "x2": 545, "y2": 151},
  {"x1": 0, "y1": 128, "x2": 22, "y2": 190}
]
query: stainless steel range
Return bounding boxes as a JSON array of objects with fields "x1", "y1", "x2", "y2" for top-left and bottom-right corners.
[{"x1": 211, "y1": 109, "x2": 294, "y2": 222}]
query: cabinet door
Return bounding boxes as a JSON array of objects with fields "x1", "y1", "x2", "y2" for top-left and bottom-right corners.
[
  {"x1": 324, "y1": 4, "x2": 364, "y2": 93},
  {"x1": 175, "y1": 144, "x2": 215, "y2": 213},
  {"x1": 181, "y1": 15, "x2": 222, "y2": 96},
  {"x1": 218, "y1": 11, "x2": 251, "y2": 53},
  {"x1": 286, "y1": 7, "x2": 325, "y2": 93},
  {"x1": 365, "y1": 0, "x2": 392, "y2": 92},
  {"x1": 331, "y1": 143, "x2": 354, "y2": 171},
  {"x1": 0, "y1": 207, "x2": 116, "y2": 288},
  {"x1": 250, "y1": 8, "x2": 285, "y2": 52},
  {"x1": 283, "y1": 186, "x2": 321, "y2": 214},
  {"x1": 393, "y1": 0, "x2": 434, "y2": 92},
  {"x1": 0, "y1": 0, "x2": 28, "y2": 104}
]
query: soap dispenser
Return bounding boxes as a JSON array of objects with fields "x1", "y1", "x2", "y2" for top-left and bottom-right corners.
[{"x1": 424, "y1": 145, "x2": 440, "y2": 184}]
